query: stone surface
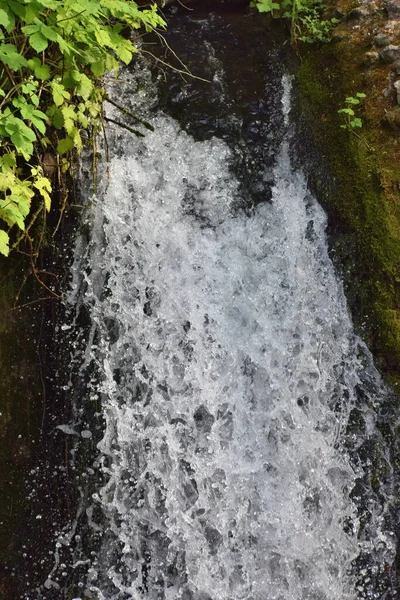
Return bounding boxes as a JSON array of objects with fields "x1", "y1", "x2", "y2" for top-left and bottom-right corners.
[
  {"x1": 394, "y1": 79, "x2": 400, "y2": 102},
  {"x1": 348, "y1": 6, "x2": 370, "y2": 17},
  {"x1": 385, "y1": 0, "x2": 400, "y2": 19},
  {"x1": 380, "y1": 44, "x2": 400, "y2": 62},
  {"x1": 365, "y1": 50, "x2": 380, "y2": 63},
  {"x1": 374, "y1": 32, "x2": 392, "y2": 45}
]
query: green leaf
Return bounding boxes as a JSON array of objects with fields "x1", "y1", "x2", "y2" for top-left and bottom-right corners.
[
  {"x1": 1, "y1": 153, "x2": 16, "y2": 170},
  {"x1": 0, "y1": 229, "x2": 9, "y2": 256},
  {"x1": 95, "y1": 28, "x2": 112, "y2": 47},
  {"x1": 39, "y1": 23, "x2": 59, "y2": 42},
  {"x1": 116, "y1": 43, "x2": 133, "y2": 65},
  {"x1": 252, "y1": 0, "x2": 280, "y2": 12},
  {"x1": 28, "y1": 58, "x2": 51, "y2": 80},
  {"x1": 0, "y1": 2, "x2": 16, "y2": 32},
  {"x1": 6, "y1": 0, "x2": 25, "y2": 19},
  {"x1": 61, "y1": 104, "x2": 76, "y2": 135},
  {"x1": 33, "y1": 174, "x2": 52, "y2": 210},
  {"x1": 105, "y1": 54, "x2": 119, "y2": 75},
  {"x1": 338, "y1": 108, "x2": 355, "y2": 116},
  {"x1": 90, "y1": 60, "x2": 106, "y2": 77},
  {"x1": 75, "y1": 72, "x2": 93, "y2": 100},
  {"x1": 47, "y1": 106, "x2": 64, "y2": 129},
  {"x1": 57, "y1": 137, "x2": 75, "y2": 155},
  {"x1": 14, "y1": 196, "x2": 30, "y2": 218},
  {"x1": 51, "y1": 81, "x2": 71, "y2": 107},
  {"x1": 21, "y1": 25, "x2": 39, "y2": 35},
  {"x1": 345, "y1": 97, "x2": 360, "y2": 105},
  {"x1": 32, "y1": 115, "x2": 48, "y2": 135},
  {"x1": 28, "y1": 31, "x2": 48, "y2": 52},
  {"x1": 0, "y1": 8, "x2": 11, "y2": 30},
  {"x1": 5, "y1": 118, "x2": 36, "y2": 142},
  {"x1": 351, "y1": 117, "x2": 362, "y2": 128},
  {"x1": 0, "y1": 43, "x2": 28, "y2": 70}
]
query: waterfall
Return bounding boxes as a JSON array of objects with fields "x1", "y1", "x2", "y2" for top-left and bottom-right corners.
[{"x1": 42, "y1": 14, "x2": 399, "y2": 598}]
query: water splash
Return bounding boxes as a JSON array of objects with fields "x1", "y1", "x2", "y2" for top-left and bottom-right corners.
[{"x1": 47, "y1": 74, "x2": 398, "y2": 600}]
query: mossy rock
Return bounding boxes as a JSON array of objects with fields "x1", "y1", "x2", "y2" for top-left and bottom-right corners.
[{"x1": 296, "y1": 37, "x2": 400, "y2": 391}]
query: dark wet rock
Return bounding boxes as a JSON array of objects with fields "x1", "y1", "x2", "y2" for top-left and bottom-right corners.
[
  {"x1": 204, "y1": 526, "x2": 223, "y2": 554},
  {"x1": 180, "y1": 459, "x2": 199, "y2": 508},
  {"x1": 380, "y1": 44, "x2": 400, "y2": 62},
  {"x1": 104, "y1": 316, "x2": 120, "y2": 344},
  {"x1": 385, "y1": 0, "x2": 400, "y2": 18},
  {"x1": 348, "y1": 6, "x2": 370, "y2": 18},
  {"x1": 193, "y1": 405, "x2": 215, "y2": 432}
]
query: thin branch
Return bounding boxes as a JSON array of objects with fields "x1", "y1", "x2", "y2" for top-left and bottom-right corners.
[
  {"x1": 177, "y1": 0, "x2": 194, "y2": 10},
  {"x1": 27, "y1": 232, "x2": 63, "y2": 299},
  {"x1": 53, "y1": 189, "x2": 69, "y2": 237},
  {"x1": 141, "y1": 49, "x2": 211, "y2": 83},
  {"x1": 155, "y1": 30, "x2": 194, "y2": 74},
  {"x1": 4, "y1": 296, "x2": 58, "y2": 316},
  {"x1": 12, "y1": 202, "x2": 44, "y2": 249},
  {"x1": 57, "y1": 9, "x2": 86, "y2": 23},
  {"x1": 103, "y1": 116, "x2": 146, "y2": 137},
  {"x1": 104, "y1": 94, "x2": 154, "y2": 131},
  {"x1": 100, "y1": 108, "x2": 110, "y2": 163}
]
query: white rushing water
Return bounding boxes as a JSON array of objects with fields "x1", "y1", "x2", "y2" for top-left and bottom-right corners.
[{"x1": 59, "y1": 76, "x2": 396, "y2": 600}]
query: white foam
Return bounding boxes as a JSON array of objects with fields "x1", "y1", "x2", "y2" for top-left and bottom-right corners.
[{"x1": 56, "y1": 76, "x2": 396, "y2": 600}]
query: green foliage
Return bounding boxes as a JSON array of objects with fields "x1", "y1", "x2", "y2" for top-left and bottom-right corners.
[
  {"x1": 338, "y1": 93, "x2": 367, "y2": 130},
  {"x1": 0, "y1": 0, "x2": 166, "y2": 256},
  {"x1": 251, "y1": 0, "x2": 339, "y2": 44}
]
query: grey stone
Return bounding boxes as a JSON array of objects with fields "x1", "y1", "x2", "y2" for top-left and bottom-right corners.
[
  {"x1": 380, "y1": 44, "x2": 400, "y2": 62},
  {"x1": 394, "y1": 79, "x2": 400, "y2": 103},
  {"x1": 385, "y1": 107, "x2": 400, "y2": 128},
  {"x1": 384, "y1": 0, "x2": 400, "y2": 19},
  {"x1": 365, "y1": 50, "x2": 380, "y2": 64},
  {"x1": 374, "y1": 32, "x2": 392, "y2": 46},
  {"x1": 348, "y1": 6, "x2": 370, "y2": 18}
]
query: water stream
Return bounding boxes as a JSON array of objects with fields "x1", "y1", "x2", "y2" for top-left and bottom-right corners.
[{"x1": 39, "y1": 11, "x2": 399, "y2": 600}]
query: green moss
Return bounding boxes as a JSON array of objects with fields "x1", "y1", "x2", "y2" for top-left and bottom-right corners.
[{"x1": 296, "y1": 45, "x2": 400, "y2": 391}]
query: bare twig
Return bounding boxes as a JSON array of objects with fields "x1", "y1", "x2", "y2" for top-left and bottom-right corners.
[
  {"x1": 103, "y1": 116, "x2": 146, "y2": 137},
  {"x1": 2, "y1": 296, "x2": 58, "y2": 316},
  {"x1": 104, "y1": 94, "x2": 154, "y2": 131},
  {"x1": 53, "y1": 189, "x2": 69, "y2": 237},
  {"x1": 141, "y1": 49, "x2": 211, "y2": 83}
]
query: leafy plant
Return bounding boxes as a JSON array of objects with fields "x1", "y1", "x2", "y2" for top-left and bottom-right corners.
[
  {"x1": 0, "y1": 0, "x2": 166, "y2": 258},
  {"x1": 337, "y1": 93, "x2": 372, "y2": 150},
  {"x1": 251, "y1": 0, "x2": 339, "y2": 44},
  {"x1": 338, "y1": 93, "x2": 366, "y2": 131}
]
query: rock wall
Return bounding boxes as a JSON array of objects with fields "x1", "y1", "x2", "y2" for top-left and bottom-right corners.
[{"x1": 294, "y1": 0, "x2": 400, "y2": 391}]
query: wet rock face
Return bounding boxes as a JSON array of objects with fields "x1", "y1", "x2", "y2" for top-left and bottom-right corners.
[
  {"x1": 380, "y1": 44, "x2": 400, "y2": 62},
  {"x1": 385, "y1": 0, "x2": 400, "y2": 18}
]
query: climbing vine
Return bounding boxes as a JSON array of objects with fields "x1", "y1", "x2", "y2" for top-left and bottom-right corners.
[{"x1": 0, "y1": 0, "x2": 165, "y2": 257}]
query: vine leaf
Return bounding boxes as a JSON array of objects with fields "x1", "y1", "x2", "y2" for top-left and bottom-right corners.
[
  {"x1": 0, "y1": 229, "x2": 9, "y2": 256},
  {"x1": 0, "y1": 43, "x2": 28, "y2": 70}
]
